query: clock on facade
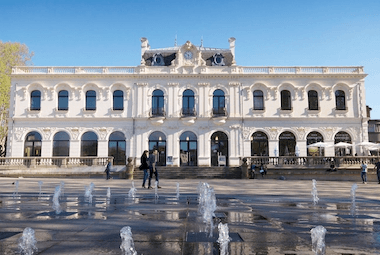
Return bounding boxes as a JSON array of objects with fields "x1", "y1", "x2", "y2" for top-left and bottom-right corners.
[{"x1": 184, "y1": 51, "x2": 193, "y2": 60}]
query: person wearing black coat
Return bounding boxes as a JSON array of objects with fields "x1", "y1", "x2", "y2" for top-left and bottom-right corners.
[{"x1": 140, "y1": 150, "x2": 149, "y2": 188}]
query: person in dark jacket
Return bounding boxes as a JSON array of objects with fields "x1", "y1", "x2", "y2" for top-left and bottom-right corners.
[
  {"x1": 140, "y1": 150, "x2": 149, "y2": 188},
  {"x1": 148, "y1": 150, "x2": 161, "y2": 189},
  {"x1": 104, "y1": 159, "x2": 112, "y2": 180}
]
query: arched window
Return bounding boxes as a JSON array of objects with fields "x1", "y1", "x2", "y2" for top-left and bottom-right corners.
[
  {"x1": 253, "y1": 90, "x2": 264, "y2": 110},
  {"x1": 149, "y1": 131, "x2": 166, "y2": 166},
  {"x1": 306, "y1": 131, "x2": 324, "y2": 156},
  {"x1": 109, "y1": 131, "x2": 126, "y2": 165},
  {"x1": 30, "y1": 90, "x2": 41, "y2": 111},
  {"x1": 58, "y1": 90, "x2": 69, "y2": 111},
  {"x1": 335, "y1": 90, "x2": 346, "y2": 110},
  {"x1": 213, "y1": 89, "x2": 226, "y2": 116},
  {"x1": 279, "y1": 131, "x2": 296, "y2": 156},
  {"x1": 281, "y1": 90, "x2": 291, "y2": 110},
  {"x1": 24, "y1": 131, "x2": 42, "y2": 157},
  {"x1": 81, "y1": 131, "x2": 98, "y2": 156},
  {"x1": 180, "y1": 131, "x2": 197, "y2": 166},
  {"x1": 211, "y1": 131, "x2": 228, "y2": 166},
  {"x1": 182, "y1": 89, "x2": 195, "y2": 116},
  {"x1": 53, "y1": 131, "x2": 70, "y2": 156},
  {"x1": 152, "y1": 90, "x2": 164, "y2": 116},
  {"x1": 251, "y1": 132, "x2": 268, "y2": 156},
  {"x1": 308, "y1": 90, "x2": 319, "y2": 110},
  {"x1": 334, "y1": 131, "x2": 352, "y2": 156},
  {"x1": 113, "y1": 90, "x2": 124, "y2": 111},
  {"x1": 85, "y1": 90, "x2": 96, "y2": 111}
]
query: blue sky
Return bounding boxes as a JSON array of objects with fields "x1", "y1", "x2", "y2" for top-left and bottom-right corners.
[{"x1": 2, "y1": 0, "x2": 380, "y2": 118}]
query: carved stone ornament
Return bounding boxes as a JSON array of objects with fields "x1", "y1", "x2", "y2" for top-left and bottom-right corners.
[
  {"x1": 229, "y1": 82, "x2": 240, "y2": 87},
  {"x1": 14, "y1": 127, "x2": 26, "y2": 141},
  {"x1": 242, "y1": 127, "x2": 252, "y2": 140},
  {"x1": 95, "y1": 127, "x2": 113, "y2": 140},
  {"x1": 198, "y1": 82, "x2": 210, "y2": 86},
  {"x1": 167, "y1": 82, "x2": 179, "y2": 86},
  {"x1": 41, "y1": 127, "x2": 56, "y2": 140},
  {"x1": 229, "y1": 124, "x2": 240, "y2": 129},
  {"x1": 320, "y1": 127, "x2": 337, "y2": 140},
  {"x1": 136, "y1": 82, "x2": 148, "y2": 86},
  {"x1": 70, "y1": 127, "x2": 83, "y2": 140},
  {"x1": 264, "y1": 127, "x2": 279, "y2": 140}
]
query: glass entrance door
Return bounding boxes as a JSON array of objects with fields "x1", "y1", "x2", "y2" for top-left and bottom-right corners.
[
  {"x1": 210, "y1": 131, "x2": 228, "y2": 166},
  {"x1": 180, "y1": 131, "x2": 197, "y2": 166}
]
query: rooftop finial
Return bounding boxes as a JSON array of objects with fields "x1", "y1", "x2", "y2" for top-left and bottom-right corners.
[
  {"x1": 174, "y1": 34, "x2": 177, "y2": 46},
  {"x1": 200, "y1": 36, "x2": 203, "y2": 47}
]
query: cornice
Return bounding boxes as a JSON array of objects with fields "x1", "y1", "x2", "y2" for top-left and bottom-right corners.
[{"x1": 11, "y1": 73, "x2": 367, "y2": 80}]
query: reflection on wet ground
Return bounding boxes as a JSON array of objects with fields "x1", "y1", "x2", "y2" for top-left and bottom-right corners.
[{"x1": 0, "y1": 179, "x2": 380, "y2": 254}]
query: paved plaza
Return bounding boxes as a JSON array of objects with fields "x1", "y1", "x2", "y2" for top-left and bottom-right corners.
[{"x1": 0, "y1": 177, "x2": 380, "y2": 254}]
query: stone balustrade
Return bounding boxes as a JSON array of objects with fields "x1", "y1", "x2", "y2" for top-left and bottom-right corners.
[{"x1": 0, "y1": 157, "x2": 112, "y2": 169}]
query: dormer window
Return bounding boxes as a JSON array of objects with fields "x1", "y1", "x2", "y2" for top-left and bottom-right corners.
[
  {"x1": 212, "y1": 53, "x2": 225, "y2": 66},
  {"x1": 152, "y1": 53, "x2": 164, "y2": 66}
]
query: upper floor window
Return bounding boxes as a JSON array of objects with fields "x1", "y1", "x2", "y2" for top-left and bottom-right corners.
[
  {"x1": 85, "y1": 90, "x2": 96, "y2": 111},
  {"x1": 58, "y1": 90, "x2": 69, "y2": 111},
  {"x1": 253, "y1": 90, "x2": 264, "y2": 110},
  {"x1": 280, "y1": 90, "x2": 291, "y2": 110},
  {"x1": 30, "y1": 90, "x2": 41, "y2": 111},
  {"x1": 213, "y1": 89, "x2": 226, "y2": 116},
  {"x1": 182, "y1": 89, "x2": 195, "y2": 116},
  {"x1": 152, "y1": 89, "x2": 164, "y2": 116},
  {"x1": 335, "y1": 90, "x2": 346, "y2": 110},
  {"x1": 308, "y1": 90, "x2": 319, "y2": 110},
  {"x1": 113, "y1": 90, "x2": 124, "y2": 110}
]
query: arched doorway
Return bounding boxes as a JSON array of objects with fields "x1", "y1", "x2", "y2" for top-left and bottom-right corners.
[
  {"x1": 109, "y1": 131, "x2": 126, "y2": 165},
  {"x1": 334, "y1": 131, "x2": 352, "y2": 156},
  {"x1": 279, "y1": 131, "x2": 296, "y2": 156},
  {"x1": 251, "y1": 131, "x2": 268, "y2": 156},
  {"x1": 24, "y1": 131, "x2": 42, "y2": 157},
  {"x1": 180, "y1": 131, "x2": 197, "y2": 166},
  {"x1": 211, "y1": 131, "x2": 228, "y2": 166},
  {"x1": 53, "y1": 131, "x2": 70, "y2": 156},
  {"x1": 81, "y1": 131, "x2": 98, "y2": 156},
  {"x1": 149, "y1": 131, "x2": 166, "y2": 166},
  {"x1": 307, "y1": 131, "x2": 324, "y2": 156}
]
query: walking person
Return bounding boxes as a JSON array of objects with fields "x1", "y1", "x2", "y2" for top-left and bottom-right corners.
[
  {"x1": 361, "y1": 161, "x2": 368, "y2": 184},
  {"x1": 104, "y1": 159, "x2": 112, "y2": 180},
  {"x1": 148, "y1": 150, "x2": 161, "y2": 189},
  {"x1": 140, "y1": 150, "x2": 150, "y2": 188},
  {"x1": 374, "y1": 160, "x2": 380, "y2": 184}
]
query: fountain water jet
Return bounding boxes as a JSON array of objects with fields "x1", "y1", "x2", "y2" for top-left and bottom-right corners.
[
  {"x1": 197, "y1": 182, "x2": 217, "y2": 237},
  {"x1": 120, "y1": 226, "x2": 137, "y2": 255},
  {"x1": 176, "y1": 182, "x2": 180, "y2": 200},
  {"x1": 350, "y1": 183, "x2": 358, "y2": 217},
  {"x1": 84, "y1": 182, "x2": 95, "y2": 203},
  {"x1": 310, "y1": 225, "x2": 327, "y2": 255},
  {"x1": 311, "y1": 179, "x2": 319, "y2": 205},
  {"x1": 128, "y1": 181, "x2": 137, "y2": 199},
  {"x1": 217, "y1": 222, "x2": 231, "y2": 255},
  {"x1": 38, "y1": 181, "x2": 43, "y2": 199},
  {"x1": 18, "y1": 227, "x2": 37, "y2": 255},
  {"x1": 154, "y1": 181, "x2": 159, "y2": 200},
  {"x1": 52, "y1": 185, "x2": 62, "y2": 214},
  {"x1": 13, "y1": 180, "x2": 19, "y2": 199}
]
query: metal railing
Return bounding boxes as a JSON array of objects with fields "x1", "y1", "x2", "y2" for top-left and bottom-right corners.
[
  {"x1": 181, "y1": 108, "x2": 197, "y2": 117},
  {"x1": 0, "y1": 157, "x2": 112, "y2": 168}
]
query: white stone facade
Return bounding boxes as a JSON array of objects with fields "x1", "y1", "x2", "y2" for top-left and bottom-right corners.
[{"x1": 8, "y1": 38, "x2": 368, "y2": 166}]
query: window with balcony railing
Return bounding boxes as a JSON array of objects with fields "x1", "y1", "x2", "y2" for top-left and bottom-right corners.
[
  {"x1": 213, "y1": 89, "x2": 225, "y2": 116},
  {"x1": 30, "y1": 90, "x2": 41, "y2": 111},
  {"x1": 152, "y1": 89, "x2": 164, "y2": 117}
]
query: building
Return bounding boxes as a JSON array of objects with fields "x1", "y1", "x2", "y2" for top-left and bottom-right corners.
[{"x1": 8, "y1": 38, "x2": 369, "y2": 167}]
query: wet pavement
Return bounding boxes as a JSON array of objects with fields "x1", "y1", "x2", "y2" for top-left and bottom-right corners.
[{"x1": 0, "y1": 177, "x2": 380, "y2": 254}]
